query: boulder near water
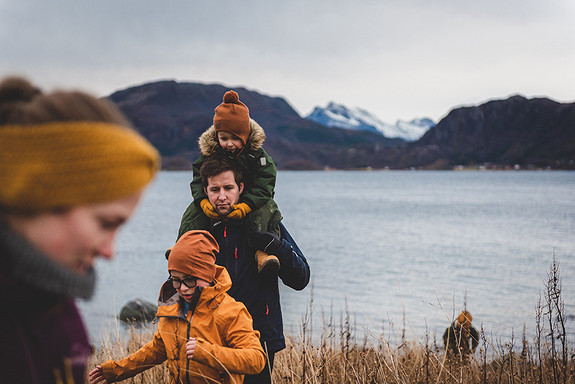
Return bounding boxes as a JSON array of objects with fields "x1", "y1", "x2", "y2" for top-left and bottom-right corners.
[{"x1": 119, "y1": 298, "x2": 157, "y2": 324}]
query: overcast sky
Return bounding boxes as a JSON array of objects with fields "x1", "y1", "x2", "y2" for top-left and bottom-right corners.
[{"x1": 2, "y1": 0, "x2": 574, "y2": 123}]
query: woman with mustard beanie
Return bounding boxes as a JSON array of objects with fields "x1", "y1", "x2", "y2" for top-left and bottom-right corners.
[{"x1": 0, "y1": 76, "x2": 160, "y2": 383}]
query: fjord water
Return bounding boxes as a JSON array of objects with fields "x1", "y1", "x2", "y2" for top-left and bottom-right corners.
[{"x1": 79, "y1": 170, "x2": 575, "y2": 345}]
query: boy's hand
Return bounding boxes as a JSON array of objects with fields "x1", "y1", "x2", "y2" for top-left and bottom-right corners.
[
  {"x1": 89, "y1": 365, "x2": 109, "y2": 383},
  {"x1": 227, "y1": 203, "x2": 251, "y2": 220},
  {"x1": 200, "y1": 199, "x2": 220, "y2": 219},
  {"x1": 186, "y1": 337, "x2": 197, "y2": 359}
]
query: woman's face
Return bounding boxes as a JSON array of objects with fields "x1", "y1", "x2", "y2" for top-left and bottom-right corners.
[{"x1": 7, "y1": 190, "x2": 143, "y2": 275}]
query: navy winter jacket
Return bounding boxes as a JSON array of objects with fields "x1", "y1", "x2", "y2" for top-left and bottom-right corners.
[{"x1": 208, "y1": 220, "x2": 310, "y2": 353}]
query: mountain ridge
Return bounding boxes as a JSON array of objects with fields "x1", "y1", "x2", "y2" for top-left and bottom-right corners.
[
  {"x1": 107, "y1": 80, "x2": 575, "y2": 170},
  {"x1": 396, "y1": 94, "x2": 575, "y2": 169}
]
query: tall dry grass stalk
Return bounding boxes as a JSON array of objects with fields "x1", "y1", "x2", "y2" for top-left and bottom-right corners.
[
  {"x1": 89, "y1": 322, "x2": 170, "y2": 383},
  {"x1": 88, "y1": 257, "x2": 573, "y2": 383}
]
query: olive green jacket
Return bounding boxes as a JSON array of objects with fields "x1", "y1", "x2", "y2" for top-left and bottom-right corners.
[
  {"x1": 190, "y1": 119, "x2": 276, "y2": 211},
  {"x1": 178, "y1": 120, "x2": 281, "y2": 239}
]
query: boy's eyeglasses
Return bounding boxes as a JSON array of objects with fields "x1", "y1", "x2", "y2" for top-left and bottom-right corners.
[{"x1": 168, "y1": 277, "x2": 198, "y2": 289}]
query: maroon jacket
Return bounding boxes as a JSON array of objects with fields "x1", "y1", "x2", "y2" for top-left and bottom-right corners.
[{"x1": 0, "y1": 222, "x2": 93, "y2": 383}]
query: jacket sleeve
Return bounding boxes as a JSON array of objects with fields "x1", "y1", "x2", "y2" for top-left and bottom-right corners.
[
  {"x1": 101, "y1": 331, "x2": 167, "y2": 382},
  {"x1": 470, "y1": 326, "x2": 480, "y2": 351},
  {"x1": 276, "y1": 222, "x2": 311, "y2": 291},
  {"x1": 192, "y1": 304, "x2": 266, "y2": 375},
  {"x1": 190, "y1": 155, "x2": 207, "y2": 206},
  {"x1": 442, "y1": 327, "x2": 450, "y2": 347},
  {"x1": 240, "y1": 148, "x2": 277, "y2": 210}
]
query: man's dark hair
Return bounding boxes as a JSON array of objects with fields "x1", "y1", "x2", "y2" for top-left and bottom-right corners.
[{"x1": 200, "y1": 153, "x2": 244, "y2": 188}]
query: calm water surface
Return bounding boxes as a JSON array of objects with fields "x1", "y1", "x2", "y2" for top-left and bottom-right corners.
[{"x1": 79, "y1": 170, "x2": 575, "y2": 345}]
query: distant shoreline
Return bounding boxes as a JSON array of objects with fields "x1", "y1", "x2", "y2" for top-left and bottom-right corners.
[{"x1": 161, "y1": 166, "x2": 572, "y2": 172}]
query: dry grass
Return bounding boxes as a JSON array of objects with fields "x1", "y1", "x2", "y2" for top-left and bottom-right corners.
[
  {"x1": 90, "y1": 323, "x2": 170, "y2": 383},
  {"x1": 89, "y1": 255, "x2": 573, "y2": 383}
]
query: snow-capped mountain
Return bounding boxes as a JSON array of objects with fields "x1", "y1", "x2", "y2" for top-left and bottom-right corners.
[{"x1": 305, "y1": 101, "x2": 435, "y2": 142}]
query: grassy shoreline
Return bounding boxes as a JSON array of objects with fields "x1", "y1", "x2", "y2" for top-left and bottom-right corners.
[
  {"x1": 89, "y1": 320, "x2": 574, "y2": 383},
  {"x1": 89, "y1": 257, "x2": 573, "y2": 383}
]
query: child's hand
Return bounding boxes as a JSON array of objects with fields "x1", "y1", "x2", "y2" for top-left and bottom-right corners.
[
  {"x1": 89, "y1": 365, "x2": 109, "y2": 383},
  {"x1": 200, "y1": 199, "x2": 220, "y2": 219},
  {"x1": 186, "y1": 337, "x2": 197, "y2": 359},
  {"x1": 227, "y1": 203, "x2": 251, "y2": 220}
]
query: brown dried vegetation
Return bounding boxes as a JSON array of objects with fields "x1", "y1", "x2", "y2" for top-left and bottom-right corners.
[{"x1": 89, "y1": 256, "x2": 573, "y2": 383}]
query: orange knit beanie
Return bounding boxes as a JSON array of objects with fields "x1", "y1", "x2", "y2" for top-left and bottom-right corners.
[
  {"x1": 168, "y1": 230, "x2": 219, "y2": 283},
  {"x1": 457, "y1": 311, "x2": 472, "y2": 327},
  {"x1": 213, "y1": 90, "x2": 250, "y2": 144}
]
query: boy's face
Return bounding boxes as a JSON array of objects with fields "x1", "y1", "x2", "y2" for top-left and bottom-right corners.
[
  {"x1": 217, "y1": 131, "x2": 244, "y2": 153},
  {"x1": 169, "y1": 270, "x2": 210, "y2": 303}
]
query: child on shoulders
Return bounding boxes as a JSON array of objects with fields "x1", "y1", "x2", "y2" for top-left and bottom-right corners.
[{"x1": 179, "y1": 90, "x2": 283, "y2": 275}]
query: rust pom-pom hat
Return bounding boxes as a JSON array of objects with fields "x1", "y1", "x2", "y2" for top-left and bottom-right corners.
[{"x1": 213, "y1": 90, "x2": 251, "y2": 144}]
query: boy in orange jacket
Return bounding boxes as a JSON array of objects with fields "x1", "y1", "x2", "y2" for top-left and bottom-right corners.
[{"x1": 89, "y1": 230, "x2": 265, "y2": 384}]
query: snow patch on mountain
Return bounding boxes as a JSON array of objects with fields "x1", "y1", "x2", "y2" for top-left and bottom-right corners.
[{"x1": 305, "y1": 102, "x2": 435, "y2": 141}]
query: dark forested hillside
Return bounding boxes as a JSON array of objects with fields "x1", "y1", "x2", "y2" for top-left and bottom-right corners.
[
  {"x1": 109, "y1": 81, "x2": 575, "y2": 170},
  {"x1": 396, "y1": 95, "x2": 575, "y2": 169},
  {"x1": 109, "y1": 80, "x2": 402, "y2": 170}
]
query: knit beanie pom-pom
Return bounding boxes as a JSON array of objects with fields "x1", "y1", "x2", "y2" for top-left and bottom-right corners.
[
  {"x1": 213, "y1": 90, "x2": 250, "y2": 144},
  {"x1": 223, "y1": 90, "x2": 240, "y2": 104}
]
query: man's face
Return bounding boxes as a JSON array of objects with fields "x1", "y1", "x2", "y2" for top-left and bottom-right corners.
[{"x1": 204, "y1": 170, "x2": 244, "y2": 216}]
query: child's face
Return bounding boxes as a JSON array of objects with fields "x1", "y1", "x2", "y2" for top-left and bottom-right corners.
[
  {"x1": 218, "y1": 131, "x2": 244, "y2": 152},
  {"x1": 169, "y1": 270, "x2": 210, "y2": 303}
]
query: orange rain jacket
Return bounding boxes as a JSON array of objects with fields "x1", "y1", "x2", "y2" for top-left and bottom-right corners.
[{"x1": 101, "y1": 266, "x2": 266, "y2": 383}]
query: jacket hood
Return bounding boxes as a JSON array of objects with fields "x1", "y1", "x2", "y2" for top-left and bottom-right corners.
[
  {"x1": 198, "y1": 119, "x2": 266, "y2": 156},
  {"x1": 156, "y1": 265, "x2": 232, "y2": 317}
]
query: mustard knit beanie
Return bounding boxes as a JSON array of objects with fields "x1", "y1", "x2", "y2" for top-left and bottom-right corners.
[
  {"x1": 213, "y1": 90, "x2": 251, "y2": 144},
  {"x1": 0, "y1": 121, "x2": 160, "y2": 211}
]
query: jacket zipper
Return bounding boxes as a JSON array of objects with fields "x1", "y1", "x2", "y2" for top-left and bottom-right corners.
[
  {"x1": 223, "y1": 223, "x2": 238, "y2": 278},
  {"x1": 185, "y1": 315, "x2": 191, "y2": 384},
  {"x1": 234, "y1": 245, "x2": 238, "y2": 277}
]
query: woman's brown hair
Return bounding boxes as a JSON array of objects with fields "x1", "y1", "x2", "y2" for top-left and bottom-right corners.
[{"x1": 0, "y1": 76, "x2": 130, "y2": 126}]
